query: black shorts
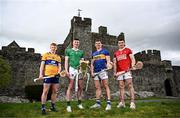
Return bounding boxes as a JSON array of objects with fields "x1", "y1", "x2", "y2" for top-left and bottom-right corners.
[{"x1": 43, "y1": 76, "x2": 59, "y2": 84}]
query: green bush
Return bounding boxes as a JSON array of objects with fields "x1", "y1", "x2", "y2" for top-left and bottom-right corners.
[{"x1": 0, "y1": 56, "x2": 12, "y2": 88}]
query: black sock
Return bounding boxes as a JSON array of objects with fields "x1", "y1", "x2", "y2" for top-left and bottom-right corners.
[
  {"x1": 51, "y1": 102, "x2": 55, "y2": 109},
  {"x1": 41, "y1": 104, "x2": 45, "y2": 110},
  {"x1": 78, "y1": 100, "x2": 81, "y2": 105},
  {"x1": 67, "y1": 101, "x2": 70, "y2": 106}
]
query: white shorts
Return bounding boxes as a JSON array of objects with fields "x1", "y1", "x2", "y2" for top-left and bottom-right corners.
[
  {"x1": 94, "y1": 71, "x2": 108, "y2": 81},
  {"x1": 116, "y1": 71, "x2": 132, "y2": 81},
  {"x1": 69, "y1": 67, "x2": 83, "y2": 80}
]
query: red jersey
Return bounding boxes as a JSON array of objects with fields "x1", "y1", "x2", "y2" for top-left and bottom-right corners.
[{"x1": 114, "y1": 47, "x2": 132, "y2": 72}]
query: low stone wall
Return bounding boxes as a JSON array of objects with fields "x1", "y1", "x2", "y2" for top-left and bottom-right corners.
[{"x1": 0, "y1": 96, "x2": 29, "y2": 103}]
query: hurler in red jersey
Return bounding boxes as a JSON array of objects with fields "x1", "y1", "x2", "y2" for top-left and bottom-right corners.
[{"x1": 113, "y1": 38, "x2": 136, "y2": 109}]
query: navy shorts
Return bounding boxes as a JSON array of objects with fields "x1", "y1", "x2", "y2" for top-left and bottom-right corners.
[{"x1": 43, "y1": 76, "x2": 59, "y2": 84}]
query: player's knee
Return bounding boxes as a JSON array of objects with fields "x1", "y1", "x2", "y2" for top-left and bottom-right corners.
[
  {"x1": 78, "y1": 86, "x2": 83, "y2": 91},
  {"x1": 95, "y1": 84, "x2": 100, "y2": 89},
  {"x1": 103, "y1": 84, "x2": 109, "y2": 89},
  {"x1": 52, "y1": 89, "x2": 58, "y2": 94},
  {"x1": 95, "y1": 86, "x2": 101, "y2": 91},
  {"x1": 128, "y1": 83, "x2": 133, "y2": 89},
  {"x1": 68, "y1": 86, "x2": 73, "y2": 91},
  {"x1": 68, "y1": 84, "x2": 74, "y2": 90},
  {"x1": 43, "y1": 90, "x2": 49, "y2": 95}
]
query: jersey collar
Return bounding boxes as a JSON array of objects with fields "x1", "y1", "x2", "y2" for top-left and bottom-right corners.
[
  {"x1": 119, "y1": 47, "x2": 126, "y2": 51},
  {"x1": 97, "y1": 48, "x2": 102, "y2": 52},
  {"x1": 72, "y1": 48, "x2": 79, "y2": 51}
]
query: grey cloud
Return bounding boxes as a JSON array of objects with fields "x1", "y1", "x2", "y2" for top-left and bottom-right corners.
[{"x1": 0, "y1": 0, "x2": 180, "y2": 65}]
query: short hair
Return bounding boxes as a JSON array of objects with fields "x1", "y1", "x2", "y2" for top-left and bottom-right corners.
[
  {"x1": 73, "y1": 38, "x2": 79, "y2": 41},
  {"x1": 50, "y1": 43, "x2": 57, "y2": 46},
  {"x1": 118, "y1": 38, "x2": 125, "y2": 42},
  {"x1": 95, "y1": 39, "x2": 101, "y2": 42},
  {"x1": 117, "y1": 32, "x2": 125, "y2": 42}
]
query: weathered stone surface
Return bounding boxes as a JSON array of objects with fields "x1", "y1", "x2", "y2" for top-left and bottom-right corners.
[
  {"x1": 0, "y1": 41, "x2": 41, "y2": 96},
  {"x1": 111, "y1": 91, "x2": 155, "y2": 99},
  {"x1": 136, "y1": 91, "x2": 155, "y2": 98},
  {"x1": 0, "y1": 96, "x2": 29, "y2": 103},
  {"x1": 57, "y1": 16, "x2": 180, "y2": 98},
  {"x1": 0, "y1": 16, "x2": 180, "y2": 101}
]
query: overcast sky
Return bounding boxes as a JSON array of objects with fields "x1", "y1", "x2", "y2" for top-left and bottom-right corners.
[{"x1": 0, "y1": 0, "x2": 180, "y2": 65}]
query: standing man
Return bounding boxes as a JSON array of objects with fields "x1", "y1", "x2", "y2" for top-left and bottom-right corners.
[
  {"x1": 113, "y1": 38, "x2": 136, "y2": 109},
  {"x1": 90, "y1": 39, "x2": 112, "y2": 111},
  {"x1": 39, "y1": 43, "x2": 61, "y2": 115},
  {"x1": 65, "y1": 38, "x2": 84, "y2": 112}
]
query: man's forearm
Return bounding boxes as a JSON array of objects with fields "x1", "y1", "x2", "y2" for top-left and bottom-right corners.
[
  {"x1": 90, "y1": 65, "x2": 94, "y2": 74},
  {"x1": 106, "y1": 56, "x2": 111, "y2": 63},
  {"x1": 65, "y1": 62, "x2": 68, "y2": 72},
  {"x1": 39, "y1": 61, "x2": 45, "y2": 77},
  {"x1": 58, "y1": 64, "x2": 61, "y2": 74},
  {"x1": 113, "y1": 58, "x2": 117, "y2": 74},
  {"x1": 130, "y1": 55, "x2": 136, "y2": 67},
  {"x1": 65, "y1": 57, "x2": 69, "y2": 72}
]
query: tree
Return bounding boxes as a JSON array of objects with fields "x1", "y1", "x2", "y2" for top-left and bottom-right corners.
[{"x1": 0, "y1": 56, "x2": 12, "y2": 88}]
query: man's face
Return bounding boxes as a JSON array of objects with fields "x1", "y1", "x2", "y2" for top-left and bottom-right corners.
[
  {"x1": 73, "y1": 40, "x2": 80, "y2": 48},
  {"x1": 50, "y1": 45, "x2": 57, "y2": 53},
  {"x1": 95, "y1": 41, "x2": 102, "y2": 49},
  {"x1": 118, "y1": 40, "x2": 125, "y2": 49}
]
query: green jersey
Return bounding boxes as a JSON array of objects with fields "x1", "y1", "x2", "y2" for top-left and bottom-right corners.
[{"x1": 65, "y1": 48, "x2": 84, "y2": 69}]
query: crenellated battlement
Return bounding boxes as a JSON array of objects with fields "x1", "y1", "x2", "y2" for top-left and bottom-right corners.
[
  {"x1": 0, "y1": 41, "x2": 40, "y2": 61},
  {"x1": 162, "y1": 60, "x2": 173, "y2": 71},
  {"x1": 1, "y1": 41, "x2": 36, "y2": 54},
  {"x1": 134, "y1": 49, "x2": 161, "y2": 63},
  {"x1": 71, "y1": 16, "x2": 92, "y2": 26},
  {"x1": 2, "y1": 46, "x2": 26, "y2": 53},
  {"x1": 98, "y1": 26, "x2": 107, "y2": 34}
]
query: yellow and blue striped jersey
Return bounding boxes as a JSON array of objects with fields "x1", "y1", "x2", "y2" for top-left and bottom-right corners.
[{"x1": 42, "y1": 52, "x2": 61, "y2": 76}]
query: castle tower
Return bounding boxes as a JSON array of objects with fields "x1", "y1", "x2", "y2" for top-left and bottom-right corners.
[{"x1": 70, "y1": 16, "x2": 92, "y2": 58}]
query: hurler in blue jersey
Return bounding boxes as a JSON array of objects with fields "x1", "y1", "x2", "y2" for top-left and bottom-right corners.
[{"x1": 90, "y1": 39, "x2": 112, "y2": 111}]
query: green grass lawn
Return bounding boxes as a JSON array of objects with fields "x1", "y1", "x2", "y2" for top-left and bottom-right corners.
[{"x1": 0, "y1": 99, "x2": 180, "y2": 118}]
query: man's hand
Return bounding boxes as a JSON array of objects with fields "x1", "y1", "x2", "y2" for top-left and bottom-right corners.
[
  {"x1": 114, "y1": 72, "x2": 117, "y2": 77},
  {"x1": 131, "y1": 65, "x2": 137, "y2": 70},
  {"x1": 91, "y1": 73, "x2": 95, "y2": 78},
  {"x1": 38, "y1": 75, "x2": 44, "y2": 80},
  {"x1": 55, "y1": 73, "x2": 60, "y2": 78},
  {"x1": 107, "y1": 62, "x2": 113, "y2": 70},
  {"x1": 34, "y1": 75, "x2": 43, "y2": 82},
  {"x1": 65, "y1": 70, "x2": 70, "y2": 77}
]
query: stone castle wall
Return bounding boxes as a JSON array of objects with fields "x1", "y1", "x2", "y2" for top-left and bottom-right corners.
[
  {"x1": 0, "y1": 42, "x2": 41, "y2": 96},
  {"x1": 172, "y1": 66, "x2": 180, "y2": 96},
  {"x1": 57, "y1": 16, "x2": 180, "y2": 97},
  {"x1": 0, "y1": 16, "x2": 180, "y2": 99}
]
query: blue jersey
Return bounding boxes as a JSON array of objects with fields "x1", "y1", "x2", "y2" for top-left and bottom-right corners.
[{"x1": 92, "y1": 48, "x2": 110, "y2": 73}]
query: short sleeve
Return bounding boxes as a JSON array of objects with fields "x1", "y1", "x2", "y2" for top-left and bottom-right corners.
[
  {"x1": 128, "y1": 48, "x2": 132, "y2": 55},
  {"x1": 104, "y1": 49, "x2": 110, "y2": 56},
  {"x1": 41, "y1": 53, "x2": 47, "y2": 61},
  {"x1": 65, "y1": 48, "x2": 70, "y2": 57}
]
